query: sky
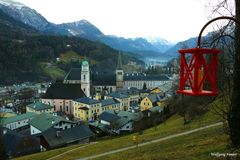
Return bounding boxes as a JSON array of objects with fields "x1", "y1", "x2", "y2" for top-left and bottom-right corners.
[{"x1": 17, "y1": 0, "x2": 234, "y2": 43}]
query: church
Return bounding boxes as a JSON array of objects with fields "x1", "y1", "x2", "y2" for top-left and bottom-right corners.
[{"x1": 63, "y1": 53, "x2": 170, "y2": 97}]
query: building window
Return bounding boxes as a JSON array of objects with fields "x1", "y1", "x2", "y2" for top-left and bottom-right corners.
[
  {"x1": 84, "y1": 75, "x2": 86, "y2": 80},
  {"x1": 66, "y1": 106, "x2": 69, "y2": 112}
]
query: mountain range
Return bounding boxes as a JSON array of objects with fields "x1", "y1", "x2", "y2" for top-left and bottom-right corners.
[
  {"x1": 0, "y1": 3, "x2": 146, "y2": 84},
  {"x1": 0, "y1": 0, "x2": 176, "y2": 57}
]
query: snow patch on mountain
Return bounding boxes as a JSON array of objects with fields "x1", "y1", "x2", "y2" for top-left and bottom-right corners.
[{"x1": 0, "y1": 0, "x2": 24, "y2": 9}]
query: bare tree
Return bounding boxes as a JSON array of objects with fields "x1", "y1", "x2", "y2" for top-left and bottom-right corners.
[{"x1": 206, "y1": 0, "x2": 240, "y2": 147}]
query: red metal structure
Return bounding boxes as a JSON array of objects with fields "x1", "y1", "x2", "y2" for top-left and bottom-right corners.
[
  {"x1": 177, "y1": 48, "x2": 220, "y2": 96},
  {"x1": 177, "y1": 16, "x2": 239, "y2": 96}
]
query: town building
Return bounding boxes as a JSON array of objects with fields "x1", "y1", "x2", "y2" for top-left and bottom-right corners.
[
  {"x1": 0, "y1": 127, "x2": 40, "y2": 158},
  {"x1": 97, "y1": 110, "x2": 143, "y2": 134},
  {"x1": 105, "y1": 92, "x2": 130, "y2": 111},
  {"x1": 101, "y1": 99, "x2": 121, "y2": 112},
  {"x1": 39, "y1": 124, "x2": 94, "y2": 150},
  {"x1": 26, "y1": 101, "x2": 54, "y2": 114},
  {"x1": 1, "y1": 112, "x2": 37, "y2": 131},
  {"x1": 61, "y1": 53, "x2": 170, "y2": 100},
  {"x1": 123, "y1": 73, "x2": 169, "y2": 90},
  {"x1": 41, "y1": 82, "x2": 86, "y2": 115},
  {"x1": 28, "y1": 113, "x2": 76, "y2": 135},
  {"x1": 73, "y1": 97, "x2": 102, "y2": 121},
  {"x1": 140, "y1": 93, "x2": 166, "y2": 111}
]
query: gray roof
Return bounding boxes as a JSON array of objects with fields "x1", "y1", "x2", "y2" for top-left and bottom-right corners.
[
  {"x1": 64, "y1": 68, "x2": 81, "y2": 81},
  {"x1": 149, "y1": 106, "x2": 164, "y2": 113},
  {"x1": 28, "y1": 113, "x2": 75, "y2": 132},
  {"x1": 1, "y1": 112, "x2": 37, "y2": 125},
  {"x1": 107, "y1": 92, "x2": 129, "y2": 99},
  {"x1": 116, "y1": 88, "x2": 140, "y2": 96},
  {"x1": 42, "y1": 82, "x2": 86, "y2": 99},
  {"x1": 74, "y1": 97, "x2": 100, "y2": 105},
  {"x1": 147, "y1": 94, "x2": 162, "y2": 103},
  {"x1": 92, "y1": 74, "x2": 116, "y2": 86},
  {"x1": 117, "y1": 111, "x2": 143, "y2": 122},
  {"x1": 99, "y1": 111, "x2": 120, "y2": 123},
  {"x1": 99, "y1": 110, "x2": 143, "y2": 129},
  {"x1": 124, "y1": 74, "x2": 169, "y2": 81},
  {"x1": 42, "y1": 124, "x2": 94, "y2": 148},
  {"x1": 101, "y1": 99, "x2": 120, "y2": 107},
  {"x1": 27, "y1": 102, "x2": 53, "y2": 111},
  {"x1": 0, "y1": 127, "x2": 40, "y2": 155}
]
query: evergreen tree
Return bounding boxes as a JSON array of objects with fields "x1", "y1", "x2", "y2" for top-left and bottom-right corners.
[{"x1": 143, "y1": 82, "x2": 147, "y2": 90}]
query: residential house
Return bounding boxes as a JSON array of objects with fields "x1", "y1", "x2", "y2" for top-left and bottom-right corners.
[
  {"x1": 150, "y1": 87, "x2": 162, "y2": 94},
  {"x1": 98, "y1": 110, "x2": 143, "y2": 134},
  {"x1": 105, "y1": 92, "x2": 130, "y2": 111},
  {"x1": 1, "y1": 112, "x2": 37, "y2": 131},
  {"x1": 0, "y1": 106, "x2": 16, "y2": 118},
  {"x1": 101, "y1": 99, "x2": 121, "y2": 112},
  {"x1": 41, "y1": 82, "x2": 86, "y2": 115},
  {"x1": 142, "y1": 106, "x2": 164, "y2": 118},
  {"x1": 117, "y1": 88, "x2": 140, "y2": 107},
  {"x1": 28, "y1": 113, "x2": 76, "y2": 135},
  {"x1": 40, "y1": 124, "x2": 94, "y2": 150},
  {"x1": 140, "y1": 93, "x2": 165, "y2": 111},
  {"x1": 73, "y1": 97, "x2": 102, "y2": 121},
  {"x1": 26, "y1": 101, "x2": 54, "y2": 114},
  {"x1": 0, "y1": 127, "x2": 40, "y2": 158}
]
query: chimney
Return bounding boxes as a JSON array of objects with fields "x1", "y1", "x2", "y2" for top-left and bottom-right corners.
[
  {"x1": 3, "y1": 129, "x2": 7, "y2": 135},
  {"x1": 56, "y1": 131, "x2": 61, "y2": 138}
]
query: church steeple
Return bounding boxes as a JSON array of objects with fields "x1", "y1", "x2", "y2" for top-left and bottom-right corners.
[
  {"x1": 81, "y1": 58, "x2": 90, "y2": 97},
  {"x1": 117, "y1": 52, "x2": 123, "y2": 69},
  {"x1": 116, "y1": 52, "x2": 124, "y2": 90}
]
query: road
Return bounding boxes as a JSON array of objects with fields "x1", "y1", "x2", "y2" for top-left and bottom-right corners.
[{"x1": 46, "y1": 142, "x2": 98, "y2": 160}]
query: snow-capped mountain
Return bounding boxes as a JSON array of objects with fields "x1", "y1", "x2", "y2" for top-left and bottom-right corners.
[
  {"x1": 49, "y1": 20, "x2": 104, "y2": 41},
  {"x1": 0, "y1": 0, "x2": 50, "y2": 31},
  {"x1": 146, "y1": 36, "x2": 175, "y2": 53},
  {"x1": 0, "y1": 0, "x2": 178, "y2": 55}
]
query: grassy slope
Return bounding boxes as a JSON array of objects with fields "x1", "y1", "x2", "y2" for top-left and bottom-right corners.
[
  {"x1": 59, "y1": 51, "x2": 83, "y2": 64},
  {"x1": 15, "y1": 98, "x2": 239, "y2": 160},
  {"x1": 59, "y1": 51, "x2": 97, "y2": 65},
  {"x1": 40, "y1": 63, "x2": 65, "y2": 80},
  {"x1": 95, "y1": 126, "x2": 230, "y2": 160},
  {"x1": 39, "y1": 51, "x2": 99, "y2": 80}
]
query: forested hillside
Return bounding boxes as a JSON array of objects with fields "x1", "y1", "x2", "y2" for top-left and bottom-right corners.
[{"x1": 0, "y1": 10, "x2": 143, "y2": 84}]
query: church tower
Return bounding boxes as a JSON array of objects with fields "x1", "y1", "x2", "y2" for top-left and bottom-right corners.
[
  {"x1": 116, "y1": 52, "x2": 124, "y2": 90},
  {"x1": 81, "y1": 59, "x2": 90, "y2": 97}
]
